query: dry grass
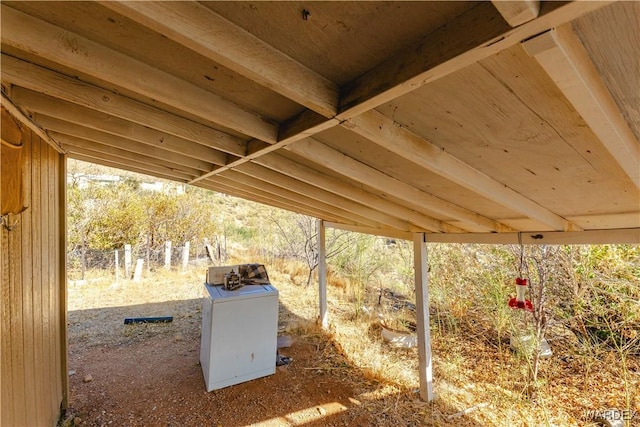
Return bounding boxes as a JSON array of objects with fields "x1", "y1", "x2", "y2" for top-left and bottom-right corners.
[
  {"x1": 67, "y1": 268, "x2": 204, "y2": 350},
  {"x1": 271, "y1": 258, "x2": 639, "y2": 426},
  {"x1": 67, "y1": 256, "x2": 639, "y2": 426}
]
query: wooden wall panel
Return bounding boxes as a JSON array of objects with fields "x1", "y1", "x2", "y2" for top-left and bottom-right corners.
[
  {"x1": 32, "y1": 127, "x2": 46, "y2": 424},
  {"x1": 1, "y1": 119, "x2": 65, "y2": 426},
  {"x1": 48, "y1": 139, "x2": 62, "y2": 416},
  {"x1": 8, "y1": 185, "x2": 26, "y2": 424},
  {"x1": 20, "y1": 122, "x2": 40, "y2": 417},
  {"x1": 0, "y1": 200, "x2": 13, "y2": 425}
]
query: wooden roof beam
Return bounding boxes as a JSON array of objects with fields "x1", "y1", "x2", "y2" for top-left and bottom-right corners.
[
  {"x1": 491, "y1": 1, "x2": 540, "y2": 27},
  {"x1": 1, "y1": 55, "x2": 247, "y2": 157},
  {"x1": 426, "y1": 228, "x2": 640, "y2": 245},
  {"x1": 71, "y1": 153, "x2": 191, "y2": 184},
  {"x1": 65, "y1": 149, "x2": 195, "y2": 183},
  {"x1": 1, "y1": 5, "x2": 278, "y2": 142},
  {"x1": 236, "y1": 162, "x2": 415, "y2": 232},
  {"x1": 253, "y1": 153, "x2": 464, "y2": 233},
  {"x1": 220, "y1": 170, "x2": 387, "y2": 229},
  {"x1": 100, "y1": 1, "x2": 339, "y2": 118},
  {"x1": 199, "y1": 180, "x2": 354, "y2": 225},
  {"x1": 196, "y1": 179, "x2": 335, "y2": 221},
  {"x1": 523, "y1": 25, "x2": 640, "y2": 189},
  {"x1": 55, "y1": 133, "x2": 203, "y2": 178},
  {"x1": 11, "y1": 88, "x2": 231, "y2": 166},
  {"x1": 344, "y1": 110, "x2": 580, "y2": 231},
  {"x1": 37, "y1": 115, "x2": 215, "y2": 172},
  {"x1": 287, "y1": 139, "x2": 516, "y2": 232},
  {"x1": 565, "y1": 212, "x2": 640, "y2": 230},
  {"x1": 324, "y1": 222, "x2": 414, "y2": 242},
  {"x1": 188, "y1": 112, "x2": 341, "y2": 185},
  {"x1": 205, "y1": 174, "x2": 355, "y2": 225}
]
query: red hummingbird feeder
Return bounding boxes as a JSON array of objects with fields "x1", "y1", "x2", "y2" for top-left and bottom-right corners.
[{"x1": 508, "y1": 277, "x2": 533, "y2": 311}]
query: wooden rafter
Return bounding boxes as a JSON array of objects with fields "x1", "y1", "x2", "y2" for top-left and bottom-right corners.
[
  {"x1": 491, "y1": 0, "x2": 540, "y2": 27},
  {"x1": 66, "y1": 150, "x2": 195, "y2": 182},
  {"x1": 188, "y1": 112, "x2": 342, "y2": 185},
  {"x1": 236, "y1": 162, "x2": 414, "y2": 232},
  {"x1": 70, "y1": 154, "x2": 189, "y2": 184},
  {"x1": 253, "y1": 153, "x2": 464, "y2": 233},
  {"x1": 221, "y1": 170, "x2": 386, "y2": 229},
  {"x1": 1, "y1": 54, "x2": 247, "y2": 157},
  {"x1": 278, "y1": 110, "x2": 341, "y2": 144},
  {"x1": 344, "y1": 110, "x2": 580, "y2": 231},
  {"x1": 287, "y1": 139, "x2": 515, "y2": 232},
  {"x1": 205, "y1": 174, "x2": 357, "y2": 225},
  {"x1": 1, "y1": 5, "x2": 278, "y2": 142},
  {"x1": 99, "y1": 1, "x2": 339, "y2": 118},
  {"x1": 523, "y1": 25, "x2": 640, "y2": 189},
  {"x1": 37, "y1": 116, "x2": 216, "y2": 172},
  {"x1": 11, "y1": 88, "x2": 231, "y2": 166},
  {"x1": 198, "y1": 178, "x2": 338, "y2": 222},
  {"x1": 207, "y1": 182, "x2": 353, "y2": 225},
  {"x1": 427, "y1": 228, "x2": 640, "y2": 245},
  {"x1": 324, "y1": 222, "x2": 414, "y2": 242},
  {"x1": 56, "y1": 133, "x2": 204, "y2": 178}
]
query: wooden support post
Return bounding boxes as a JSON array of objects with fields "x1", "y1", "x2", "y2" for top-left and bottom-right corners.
[
  {"x1": 80, "y1": 233, "x2": 86, "y2": 280},
  {"x1": 114, "y1": 249, "x2": 120, "y2": 283},
  {"x1": 124, "y1": 244, "x2": 132, "y2": 279},
  {"x1": 181, "y1": 241, "x2": 190, "y2": 273},
  {"x1": 133, "y1": 259, "x2": 144, "y2": 282},
  {"x1": 146, "y1": 233, "x2": 150, "y2": 273},
  {"x1": 317, "y1": 219, "x2": 328, "y2": 328},
  {"x1": 164, "y1": 241, "x2": 172, "y2": 270},
  {"x1": 414, "y1": 232, "x2": 434, "y2": 401}
]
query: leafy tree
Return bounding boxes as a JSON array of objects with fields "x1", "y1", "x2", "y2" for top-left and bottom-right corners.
[{"x1": 88, "y1": 183, "x2": 145, "y2": 250}]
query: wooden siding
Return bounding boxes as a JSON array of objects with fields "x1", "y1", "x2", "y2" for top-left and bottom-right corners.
[{"x1": 1, "y1": 118, "x2": 66, "y2": 426}]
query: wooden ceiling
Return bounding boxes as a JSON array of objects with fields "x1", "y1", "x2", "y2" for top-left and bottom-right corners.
[{"x1": 2, "y1": 1, "x2": 639, "y2": 243}]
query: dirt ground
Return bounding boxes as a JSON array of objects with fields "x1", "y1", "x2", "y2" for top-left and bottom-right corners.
[
  {"x1": 68, "y1": 329, "x2": 376, "y2": 426},
  {"x1": 63, "y1": 273, "x2": 428, "y2": 427}
]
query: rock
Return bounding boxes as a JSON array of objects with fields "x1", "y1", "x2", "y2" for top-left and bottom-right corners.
[
  {"x1": 381, "y1": 326, "x2": 417, "y2": 348},
  {"x1": 83, "y1": 374, "x2": 93, "y2": 383},
  {"x1": 277, "y1": 335, "x2": 293, "y2": 348},
  {"x1": 68, "y1": 370, "x2": 76, "y2": 376}
]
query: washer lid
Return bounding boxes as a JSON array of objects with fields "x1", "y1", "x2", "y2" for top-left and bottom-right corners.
[{"x1": 205, "y1": 283, "x2": 277, "y2": 301}]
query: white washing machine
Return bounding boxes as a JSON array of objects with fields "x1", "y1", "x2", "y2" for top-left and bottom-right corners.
[{"x1": 200, "y1": 282, "x2": 279, "y2": 391}]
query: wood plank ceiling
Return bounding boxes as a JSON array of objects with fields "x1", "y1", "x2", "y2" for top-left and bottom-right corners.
[{"x1": 2, "y1": 1, "x2": 639, "y2": 242}]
